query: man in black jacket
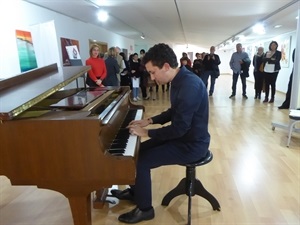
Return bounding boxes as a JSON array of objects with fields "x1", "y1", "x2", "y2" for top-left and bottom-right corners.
[
  {"x1": 278, "y1": 48, "x2": 296, "y2": 109},
  {"x1": 202, "y1": 46, "x2": 221, "y2": 96},
  {"x1": 111, "y1": 43, "x2": 210, "y2": 224}
]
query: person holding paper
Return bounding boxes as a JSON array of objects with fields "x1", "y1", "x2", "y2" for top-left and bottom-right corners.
[
  {"x1": 129, "y1": 53, "x2": 142, "y2": 101},
  {"x1": 262, "y1": 41, "x2": 282, "y2": 103}
]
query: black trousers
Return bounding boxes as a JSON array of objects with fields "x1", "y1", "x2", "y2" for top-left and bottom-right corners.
[
  {"x1": 231, "y1": 72, "x2": 246, "y2": 95},
  {"x1": 86, "y1": 74, "x2": 98, "y2": 87},
  {"x1": 130, "y1": 138, "x2": 209, "y2": 210},
  {"x1": 140, "y1": 74, "x2": 147, "y2": 98},
  {"x1": 253, "y1": 71, "x2": 264, "y2": 95},
  {"x1": 264, "y1": 72, "x2": 279, "y2": 99},
  {"x1": 280, "y1": 71, "x2": 293, "y2": 107}
]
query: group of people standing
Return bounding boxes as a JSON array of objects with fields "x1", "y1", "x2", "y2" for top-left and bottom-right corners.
[
  {"x1": 85, "y1": 44, "x2": 123, "y2": 88},
  {"x1": 86, "y1": 41, "x2": 292, "y2": 108},
  {"x1": 180, "y1": 46, "x2": 221, "y2": 96},
  {"x1": 85, "y1": 45, "x2": 151, "y2": 101},
  {"x1": 252, "y1": 41, "x2": 282, "y2": 103},
  {"x1": 229, "y1": 40, "x2": 295, "y2": 107}
]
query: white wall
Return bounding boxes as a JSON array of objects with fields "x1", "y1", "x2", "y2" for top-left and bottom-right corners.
[{"x1": 0, "y1": 0, "x2": 135, "y2": 79}]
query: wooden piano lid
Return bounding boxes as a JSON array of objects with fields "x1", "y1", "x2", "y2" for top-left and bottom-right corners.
[{"x1": 0, "y1": 63, "x2": 90, "y2": 121}]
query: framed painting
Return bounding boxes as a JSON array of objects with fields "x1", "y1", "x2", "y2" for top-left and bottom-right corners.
[
  {"x1": 15, "y1": 30, "x2": 38, "y2": 72},
  {"x1": 278, "y1": 35, "x2": 291, "y2": 68},
  {"x1": 60, "y1": 37, "x2": 80, "y2": 66}
]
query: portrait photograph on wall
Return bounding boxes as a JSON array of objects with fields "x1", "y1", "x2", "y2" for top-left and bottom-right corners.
[
  {"x1": 278, "y1": 35, "x2": 291, "y2": 68},
  {"x1": 15, "y1": 30, "x2": 38, "y2": 72},
  {"x1": 60, "y1": 37, "x2": 80, "y2": 66}
]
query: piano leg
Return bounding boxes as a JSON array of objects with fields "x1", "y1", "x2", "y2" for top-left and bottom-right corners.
[{"x1": 68, "y1": 194, "x2": 92, "y2": 225}]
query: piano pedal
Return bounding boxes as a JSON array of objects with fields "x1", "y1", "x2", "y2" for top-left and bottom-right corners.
[
  {"x1": 104, "y1": 198, "x2": 116, "y2": 204},
  {"x1": 93, "y1": 189, "x2": 118, "y2": 209}
]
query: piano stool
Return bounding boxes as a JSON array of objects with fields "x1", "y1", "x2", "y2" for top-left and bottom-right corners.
[{"x1": 161, "y1": 150, "x2": 221, "y2": 225}]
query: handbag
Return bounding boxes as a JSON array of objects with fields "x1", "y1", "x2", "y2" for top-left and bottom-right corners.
[{"x1": 264, "y1": 62, "x2": 275, "y2": 73}]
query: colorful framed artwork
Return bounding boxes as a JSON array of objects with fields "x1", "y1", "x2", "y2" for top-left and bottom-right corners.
[{"x1": 15, "y1": 30, "x2": 38, "y2": 72}]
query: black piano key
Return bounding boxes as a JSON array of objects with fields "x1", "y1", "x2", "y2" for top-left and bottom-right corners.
[
  {"x1": 112, "y1": 139, "x2": 128, "y2": 145},
  {"x1": 115, "y1": 133, "x2": 130, "y2": 140},
  {"x1": 108, "y1": 148, "x2": 125, "y2": 154},
  {"x1": 110, "y1": 143, "x2": 126, "y2": 149},
  {"x1": 107, "y1": 109, "x2": 138, "y2": 156},
  {"x1": 120, "y1": 110, "x2": 137, "y2": 128}
]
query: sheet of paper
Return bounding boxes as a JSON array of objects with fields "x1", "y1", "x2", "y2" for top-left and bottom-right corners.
[{"x1": 132, "y1": 77, "x2": 140, "y2": 88}]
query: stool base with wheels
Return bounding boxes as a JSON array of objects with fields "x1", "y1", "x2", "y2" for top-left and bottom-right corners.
[{"x1": 161, "y1": 150, "x2": 220, "y2": 225}]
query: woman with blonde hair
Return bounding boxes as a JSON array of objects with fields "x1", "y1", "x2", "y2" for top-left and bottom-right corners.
[
  {"x1": 85, "y1": 44, "x2": 107, "y2": 87},
  {"x1": 103, "y1": 47, "x2": 120, "y2": 86}
]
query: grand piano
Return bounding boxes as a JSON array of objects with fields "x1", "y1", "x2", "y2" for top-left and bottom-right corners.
[{"x1": 0, "y1": 63, "x2": 144, "y2": 225}]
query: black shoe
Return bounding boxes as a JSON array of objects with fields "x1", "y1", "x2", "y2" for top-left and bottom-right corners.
[
  {"x1": 110, "y1": 188, "x2": 134, "y2": 201},
  {"x1": 209, "y1": 93, "x2": 213, "y2": 96},
  {"x1": 243, "y1": 94, "x2": 248, "y2": 99},
  {"x1": 229, "y1": 94, "x2": 235, "y2": 98},
  {"x1": 263, "y1": 98, "x2": 268, "y2": 103},
  {"x1": 118, "y1": 207, "x2": 155, "y2": 223},
  {"x1": 278, "y1": 105, "x2": 289, "y2": 109}
]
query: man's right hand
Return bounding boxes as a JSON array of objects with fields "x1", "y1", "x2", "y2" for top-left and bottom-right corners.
[{"x1": 128, "y1": 118, "x2": 150, "y2": 128}]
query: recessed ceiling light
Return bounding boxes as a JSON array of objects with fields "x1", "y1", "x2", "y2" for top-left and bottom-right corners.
[
  {"x1": 252, "y1": 23, "x2": 265, "y2": 35},
  {"x1": 97, "y1": 10, "x2": 108, "y2": 22},
  {"x1": 274, "y1": 25, "x2": 282, "y2": 28}
]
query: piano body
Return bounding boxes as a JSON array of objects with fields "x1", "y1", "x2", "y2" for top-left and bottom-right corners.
[{"x1": 0, "y1": 63, "x2": 144, "y2": 225}]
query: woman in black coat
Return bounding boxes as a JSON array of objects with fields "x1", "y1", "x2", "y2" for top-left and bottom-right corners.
[
  {"x1": 119, "y1": 52, "x2": 131, "y2": 87},
  {"x1": 252, "y1": 47, "x2": 264, "y2": 99},
  {"x1": 262, "y1": 41, "x2": 282, "y2": 103}
]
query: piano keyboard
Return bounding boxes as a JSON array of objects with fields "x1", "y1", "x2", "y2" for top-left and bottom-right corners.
[{"x1": 108, "y1": 108, "x2": 143, "y2": 156}]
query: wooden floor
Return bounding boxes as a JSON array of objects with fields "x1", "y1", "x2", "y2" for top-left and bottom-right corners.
[{"x1": 1, "y1": 75, "x2": 299, "y2": 225}]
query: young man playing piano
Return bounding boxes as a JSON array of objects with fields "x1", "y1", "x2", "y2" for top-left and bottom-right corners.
[{"x1": 111, "y1": 43, "x2": 210, "y2": 223}]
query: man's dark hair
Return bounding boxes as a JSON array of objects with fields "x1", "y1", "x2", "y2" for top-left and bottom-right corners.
[
  {"x1": 140, "y1": 49, "x2": 145, "y2": 54},
  {"x1": 181, "y1": 56, "x2": 189, "y2": 61},
  {"x1": 142, "y1": 43, "x2": 178, "y2": 69}
]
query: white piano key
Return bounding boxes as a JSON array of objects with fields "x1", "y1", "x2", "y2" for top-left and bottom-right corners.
[{"x1": 123, "y1": 109, "x2": 143, "y2": 156}]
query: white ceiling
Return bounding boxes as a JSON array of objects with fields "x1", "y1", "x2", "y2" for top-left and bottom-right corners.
[{"x1": 25, "y1": 0, "x2": 299, "y2": 49}]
